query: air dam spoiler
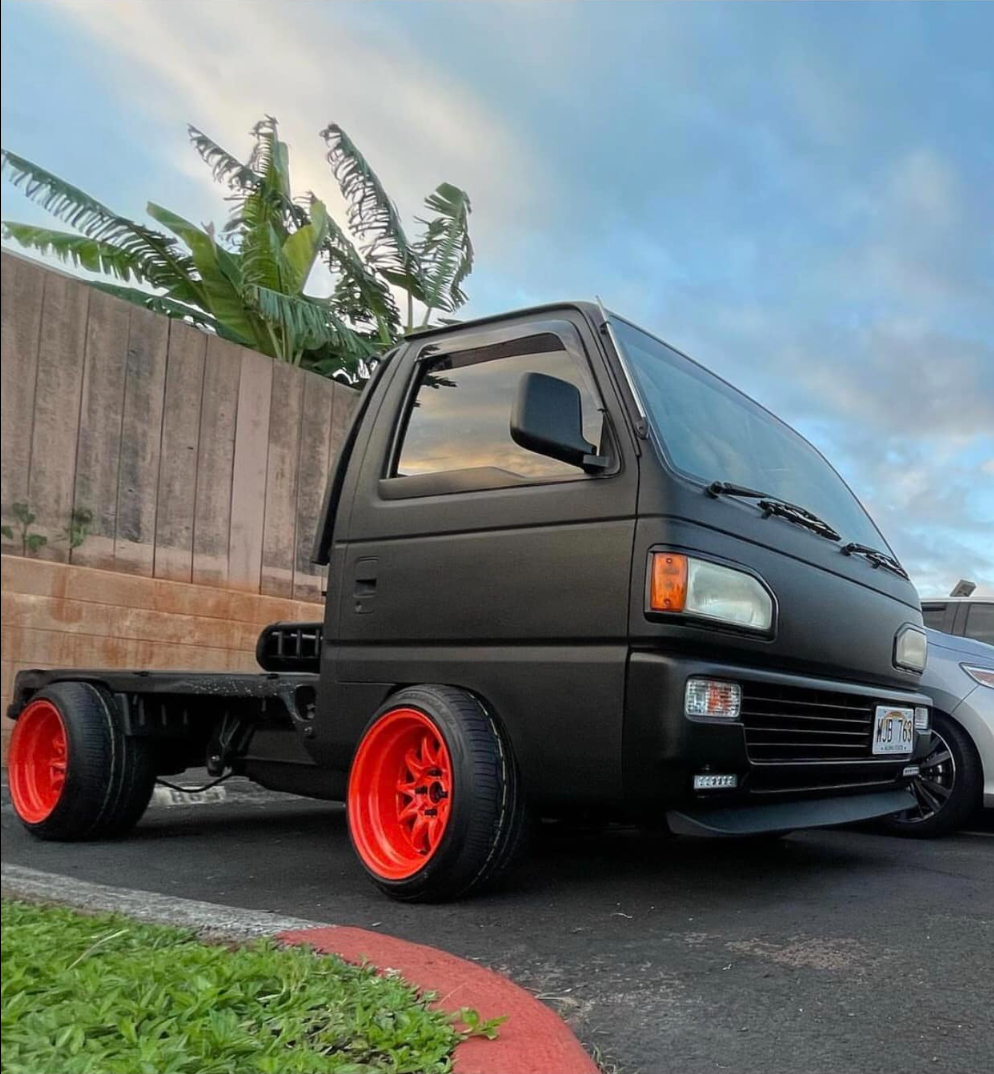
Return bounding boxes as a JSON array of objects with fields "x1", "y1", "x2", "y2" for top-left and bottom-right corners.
[{"x1": 667, "y1": 788, "x2": 916, "y2": 837}]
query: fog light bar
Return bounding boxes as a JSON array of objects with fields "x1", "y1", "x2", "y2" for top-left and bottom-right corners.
[
  {"x1": 914, "y1": 707, "x2": 930, "y2": 731},
  {"x1": 902, "y1": 765, "x2": 920, "y2": 778},
  {"x1": 686, "y1": 678, "x2": 742, "y2": 718},
  {"x1": 693, "y1": 773, "x2": 738, "y2": 790}
]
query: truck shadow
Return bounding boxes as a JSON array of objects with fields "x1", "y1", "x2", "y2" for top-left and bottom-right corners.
[
  {"x1": 128, "y1": 803, "x2": 874, "y2": 909},
  {"x1": 497, "y1": 821, "x2": 874, "y2": 902}
]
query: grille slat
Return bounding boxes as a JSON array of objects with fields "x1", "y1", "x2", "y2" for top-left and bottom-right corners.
[
  {"x1": 746, "y1": 726, "x2": 869, "y2": 738},
  {"x1": 743, "y1": 710, "x2": 872, "y2": 727},
  {"x1": 744, "y1": 696, "x2": 872, "y2": 713},
  {"x1": 741, "y1": 683, "x2": 880, "y2": 763}
]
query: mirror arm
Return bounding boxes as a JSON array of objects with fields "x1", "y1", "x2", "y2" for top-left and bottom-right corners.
[{"x1": 581, "y1": 453, "x2": 609, "y2": 473}]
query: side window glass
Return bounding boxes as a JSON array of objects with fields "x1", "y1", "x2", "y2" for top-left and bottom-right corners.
[
  {"x1": 964, "y1": 603, "x2": 994, "y2": 646},
  {"x1": 921, "y1": 605, "x2": 948, "y2": 632},
  {"x1": 394, "y1": 334, "x2": 602, "y2": 482}
]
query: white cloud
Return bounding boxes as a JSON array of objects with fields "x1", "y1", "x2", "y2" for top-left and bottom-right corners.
[{"x1": 49, "y1": 0, "x2": 530, "y2": 247}]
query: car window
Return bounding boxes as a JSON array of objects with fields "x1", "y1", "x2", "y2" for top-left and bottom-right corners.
[
  {"x1": 921, "y1": 604, "x2": 948, "y2": 631},
  {"x1": 394, "y1": 334, "x2": 602, "y2": 482},
  {"x1": 964, "y1": 603, "x2": 994, "y2": 646}
]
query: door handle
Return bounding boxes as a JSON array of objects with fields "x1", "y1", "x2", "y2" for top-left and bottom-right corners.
[{"x1": 353, "y1": 558, "x2": 378, "y2": 612}]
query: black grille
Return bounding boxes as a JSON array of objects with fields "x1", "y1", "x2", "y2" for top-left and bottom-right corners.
[
  {"x1": 255, "y1": 622, "x2": 322, "y2": 672},
  {"x1": 740, "y1": 683, "x2": 878, "y2": 763}
]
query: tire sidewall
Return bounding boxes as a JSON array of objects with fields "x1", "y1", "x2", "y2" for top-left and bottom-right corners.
[
  {"x1": 15, "y1": 683, "x2": 121, "y2": 839},
  {"x1": 347, "y1": 686, "x2": 510, "y2": 900}
]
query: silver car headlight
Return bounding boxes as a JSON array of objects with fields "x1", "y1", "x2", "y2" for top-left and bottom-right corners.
[
  {"x1": 962, "y1": 663, "x2": 994, "y2": 689},
  {"x1": 894, "y1": 625, "x2": 927, "y2": 672}
]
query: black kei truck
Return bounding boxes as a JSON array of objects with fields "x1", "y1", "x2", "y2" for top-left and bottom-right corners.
[{"x1": 7, "y1": 303, "x2": 934, "y2": 901}]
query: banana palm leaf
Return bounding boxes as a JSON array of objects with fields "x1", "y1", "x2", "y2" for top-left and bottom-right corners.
[
  {"x1": 281, "y1": 196, "x2": 328, "y2": 295},
  {"x1": 0, "y1": 150, "x2": 204, "y2": 307},
  {"x1": 320, "y1": 123, "x2": 421, "y2": 287},
  {"x1": 146, "y1": 202, "x2": 260, "y2": 349},
  {"x1": 322, "y1": 212, "x2": 400, "y2": 340},
  {"x1": 187, "y1": 125, "x2": 260, "y2": 191},
  {"x1": 240, "y1": 217, "x2": 285, "y2": 294},
  {"x1": 415, "y1": 182, "x2": 473, "y2": 320},
  {"x1": 89, "y1": 282, "x2": 220, "y2": 331},
  {"x1": 1, "y1": 223, "x2": 153, "y2": 283},
  {"x1": 244, "y1": 284, "x2": 375, "y2": 362},
  {"x1": 189, "y1": 120, "x2": 297, "y2": 242}
]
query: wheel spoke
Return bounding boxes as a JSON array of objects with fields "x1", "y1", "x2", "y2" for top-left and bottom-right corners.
[
  {"x1": 410, "y1": 813, "x2": 429, "y2": 852},
  {"x1": 926, "y1": 748, "x2": 952, "y2": 769},
  {"x1": 920, "y1": 776, "x2": 952, "y2": 800},
  {"x1": 427, "y1": 816, "x2": 442, "y2": 849},
  {"x1": 910, "y1": 781, "x2": 932, "y2": 818},
  {"x1": 404, "y1": 748, "x2": 425, "y2": 779},
  {"x1": 916, "y1": 780, "x2": 944, "y2": 814}
]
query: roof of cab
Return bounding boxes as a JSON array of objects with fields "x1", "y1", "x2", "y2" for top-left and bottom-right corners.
[{"x1": 403, "y1": 300, "x2": 604, "y2": 341}]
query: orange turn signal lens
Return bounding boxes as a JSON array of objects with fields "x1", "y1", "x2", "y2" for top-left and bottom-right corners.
[{"x1": 650, "y1": 553, "x2": 688, "y2": 612}]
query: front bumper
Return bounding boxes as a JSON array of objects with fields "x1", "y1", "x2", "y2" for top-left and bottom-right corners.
[{"x1": 625, "y1": 652, "x2": 933, "y2": 812}]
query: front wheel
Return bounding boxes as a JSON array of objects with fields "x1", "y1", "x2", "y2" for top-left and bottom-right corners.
[
  {"x1": 879, "y1": 713, "x2": 982, "y2": 838},
  {"x1": 346, "y1": 685, "x2": 526, "y2": 901}
]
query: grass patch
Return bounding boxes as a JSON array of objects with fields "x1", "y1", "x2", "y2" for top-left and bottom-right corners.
[{"x1": 1, "y1": 898, "x2": 501, "y2": 1073}]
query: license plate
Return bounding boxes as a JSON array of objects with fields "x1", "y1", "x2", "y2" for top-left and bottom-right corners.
[{"x1": 872, "y1": 706, "x2": 914, "y2": 755}]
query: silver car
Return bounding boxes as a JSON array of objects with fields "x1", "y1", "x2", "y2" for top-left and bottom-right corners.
[{"x1": 881, "y1": 627, "x2": 994, "y2": 836}]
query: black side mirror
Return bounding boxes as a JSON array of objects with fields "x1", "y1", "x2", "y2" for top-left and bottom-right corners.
[{"x1": 510, "y1": 372, "x2": 607, "y2": 472}]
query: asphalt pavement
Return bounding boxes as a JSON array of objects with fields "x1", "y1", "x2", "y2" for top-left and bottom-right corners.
[{"x1": 3, "y1": 781, "x2": 991, "y2": 1074}]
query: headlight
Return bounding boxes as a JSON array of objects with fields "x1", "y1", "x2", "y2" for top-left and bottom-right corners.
[
  {"x1": 962, "y1": 664, "x2": 994, "y2": 689},
  {"x1": 650, "y1": 553, "x2": 773, "y2": 631},
  {"x1": 894, "y1": 625, "x2": 927, "y2": 672}
]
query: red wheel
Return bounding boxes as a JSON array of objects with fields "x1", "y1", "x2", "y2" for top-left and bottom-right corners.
[
  {"x1": 9, "y1": 699, "x2": 68, "y2": 823},
  {"x1": 347, "y1": 707, "x2": 453, "y2": 879},
  {"x1": 346, "y1": 686, "x2": 526, "y2": 902},
  {"x1": 9, "y1": 682, "x2": 155, "y2": 841}
]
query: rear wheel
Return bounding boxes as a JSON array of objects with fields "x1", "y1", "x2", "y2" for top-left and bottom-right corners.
[
  {"x1": 8, "y1": 682, "x2": 155, "y2": 841},
  {"x1": 879, "y1": 713, "x2": 981, "y2": 838},
  {"x1": 347, "y1": 685, "x2": 525, "y2": 901}
]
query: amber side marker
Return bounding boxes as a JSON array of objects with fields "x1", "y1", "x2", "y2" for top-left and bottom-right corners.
[{"x1": 650, "y1": 552, "x2": 688, "y2": 612}]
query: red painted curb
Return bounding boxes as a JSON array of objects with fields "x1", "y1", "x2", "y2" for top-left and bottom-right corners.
[{"x1": 277, "y1": 926, "x2": 599, "y2": 1074}]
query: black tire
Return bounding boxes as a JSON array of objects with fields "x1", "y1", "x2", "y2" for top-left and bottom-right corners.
[
  {"x1": 879, "y1": 712, "x2": 982, "y2": 838},
  {"x1": 347, "y1": 685, "x2": 526, "y2": 902},
  {"x1": 12, "y1": 682, "x2": 155, "y2": 841}
]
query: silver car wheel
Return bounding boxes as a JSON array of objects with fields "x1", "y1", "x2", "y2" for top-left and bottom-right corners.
[{"x1": 903, "y1": 730, "x2": 956, "y2": 822}]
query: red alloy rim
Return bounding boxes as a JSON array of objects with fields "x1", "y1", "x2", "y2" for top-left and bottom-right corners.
[
  {"x1": 9, "y1": 699, "x2": 68, "y2": 823},
  {"x1": 347, "y1": 708, "x2": 453, "y2": 880}
]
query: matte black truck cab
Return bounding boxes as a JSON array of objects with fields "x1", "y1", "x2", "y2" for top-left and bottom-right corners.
[{"x1": 8, "y1": 302, "x2": 932, "y2": 901}]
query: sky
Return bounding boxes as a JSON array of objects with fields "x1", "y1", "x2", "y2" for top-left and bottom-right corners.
[{"x1": 1, "y1": 0, "x2": 991, "y2": 596}]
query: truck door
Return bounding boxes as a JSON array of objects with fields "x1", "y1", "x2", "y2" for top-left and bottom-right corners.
[{"x1": 321, "y1": 309, "x2": 640, "y2": 807}]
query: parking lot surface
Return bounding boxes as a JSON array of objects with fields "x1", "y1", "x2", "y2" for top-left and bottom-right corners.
[{"x1": 3, "y1": 785, "x2": 991, "y2": 1074}]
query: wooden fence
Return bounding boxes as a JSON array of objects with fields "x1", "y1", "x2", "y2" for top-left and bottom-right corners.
[{"x1": 0, "y1": 252, "x2": 357, "y2": 601}]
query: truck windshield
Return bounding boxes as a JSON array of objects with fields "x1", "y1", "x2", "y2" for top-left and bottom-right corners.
[{"x1": 610, "y1": 317, "x2": 885, "y2": 549}]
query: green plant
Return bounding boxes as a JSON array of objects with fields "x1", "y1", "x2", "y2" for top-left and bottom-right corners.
[
  {"x1": 62, "y1": 506, "x2": 93, "y2": 550},
  {"x1": 1, "y1": 503, "x2": 93, "y2": 555},
  {"x1": 2, "y1": 116, "x2": 474, "y2": 383},
  {"x1": 1, "y1": 501, "x2": 47, "y2": 555},
  {"x1": 2, "y1": 898, "x2": 504, "y2": 1073}
]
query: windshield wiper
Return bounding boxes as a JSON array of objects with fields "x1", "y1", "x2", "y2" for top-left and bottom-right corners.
[
  {"x1": 841, "y1": 542, "x2": 909, "y2": 580},
  {"x1": 706, "y1": 481, "x2": 842, "y2": 542}
]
